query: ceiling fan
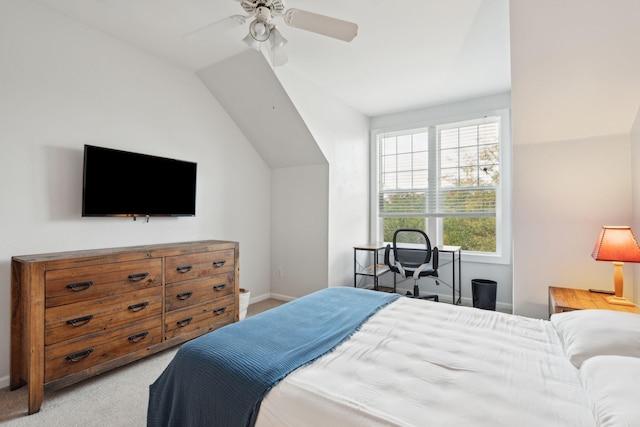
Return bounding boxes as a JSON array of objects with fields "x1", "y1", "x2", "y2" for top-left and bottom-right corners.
[{"x1": 185, "y1": 0, "x2": 358, "y2": 63}]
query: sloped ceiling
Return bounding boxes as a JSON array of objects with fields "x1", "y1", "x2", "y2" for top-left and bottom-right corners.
[
  {"x1": 27, "y1": 1, "x2": 640, "y2": 145},
  {"x1": 510, "y1": 0, "x2": 640, "y2": 144},
  {"x1": 197, "y1": 50, "x2": 326, "y2": 168},
  {"x1": 29, "y1": 0, "x2": 511, "y2": 118}
]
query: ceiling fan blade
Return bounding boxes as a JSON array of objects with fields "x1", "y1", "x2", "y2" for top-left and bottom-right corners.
[
  {"x1": 283, "y1": 8, "x2": 358, "y2": 42},
  {"x1": 183, "y1": 15, "x2": 247, "y2": 42}
]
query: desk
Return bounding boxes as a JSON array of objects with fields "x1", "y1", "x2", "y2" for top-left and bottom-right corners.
[
  {"x1": 548, "y1": 286, "x2": 640, "y2": 318},
  {"x1": 354, "y1": 243, "x2": 461, "y2": 304},
  {"x1": 353, "y1": 243, "x2": 394, "y2": 292}
]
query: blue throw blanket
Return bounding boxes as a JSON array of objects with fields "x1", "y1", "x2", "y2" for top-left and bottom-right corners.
[{"x1": 147, "y1": 287, "x2": 399, "y2": 427}]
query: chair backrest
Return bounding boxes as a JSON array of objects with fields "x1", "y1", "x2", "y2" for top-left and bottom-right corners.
[{"x1": 392, "y1": 229, "x2": 432, "y2": 268}]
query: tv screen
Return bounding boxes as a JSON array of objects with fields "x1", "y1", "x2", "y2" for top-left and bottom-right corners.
[{"x1": 82, "y1": 145, "x2": 197, "y2": 217}]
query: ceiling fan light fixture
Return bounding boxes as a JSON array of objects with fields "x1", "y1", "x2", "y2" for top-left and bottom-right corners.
[
  {"x1": 186, "y1": 0, "x2": 358, "y2": 64},
  {"x1": 242, "y1": 33, "x2": 261, "y2": 50},
  {"x1": 249, "y1": 19, "x2": 270, "y2": 42},
  {"x1": 268, "y1": 27, "x2": 288, "y2": 51}
]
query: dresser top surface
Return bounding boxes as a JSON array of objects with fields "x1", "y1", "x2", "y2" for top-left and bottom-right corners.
[{"x1": 13, "y1": 240, "x2": 238, "y2": 264}]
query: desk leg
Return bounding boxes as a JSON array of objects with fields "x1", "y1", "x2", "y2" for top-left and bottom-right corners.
[
  {"x1": 373, "y1": 250, "x2": 379, "y2": 290},
  {"x1": 452, "y1": 250, "x2": 456, "y2": 304},
  {"x1": 451, "y1": 249, "x2": 461, "y2": 305},
  {"x1": 457, "y1": 249, "x2": 461, "y2": 304},
  {"x1": 353, "y1": 248, "x2": 357, "y2": 288}
]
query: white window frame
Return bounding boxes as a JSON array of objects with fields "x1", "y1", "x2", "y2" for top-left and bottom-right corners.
[{"x1": 370, "y1": 108, "x2": 512, "y2": 265}]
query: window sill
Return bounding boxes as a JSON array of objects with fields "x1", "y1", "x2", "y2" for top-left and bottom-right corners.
[{"x1": 461, "y1": 251, "x2": 511, "y2": 265}]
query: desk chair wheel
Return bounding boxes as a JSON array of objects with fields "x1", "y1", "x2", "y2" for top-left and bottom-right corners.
[{"x1": 405, "y1": 291, "x2": 438, "y2": 302}]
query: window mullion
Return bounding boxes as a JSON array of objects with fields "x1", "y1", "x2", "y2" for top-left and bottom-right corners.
[{"x1": 427, "y1": 126, "x2": 438, "y2": 242}]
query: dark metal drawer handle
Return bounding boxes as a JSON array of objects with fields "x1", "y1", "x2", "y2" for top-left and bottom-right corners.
[
  {"x1": 128, "y1": 272, "x2": 149, "y2": 282},
  {"x1": 213, "y1": 283, "x2": 226, "y2": 291},
  {"x1": 212, "y1": 260, "x2": 226, "y2": 267},
  {"x1": 213, "y1": 307, "x2": 227, "y2": 315},
  {"x1": 66, "y1": 349, "x2": 94, "y2": 363},
  {"x1": 66, "y1": 315, "x2": 94, "y2": 327},
  {"x1": 177, "y1": 317, "x2": 193, "y2": 328},
  {"x1": 128, "y1": 331, "x2": 149, "y2": 343},
  {"x1": 128, "y1": 301, "x2": 149, "y2": 312},
  {"x1": 176, "y1": 265, "x2": 193, "y2": 274},
  {"x1": 66, "y1": 281, "x2": 93, "y2": 292},
  {"x1": 177, "y1": 291, "x2": 193, "y2": 301}
]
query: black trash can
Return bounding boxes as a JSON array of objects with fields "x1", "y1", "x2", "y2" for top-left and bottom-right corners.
[{"x1": 472, "y1": 279, "x2": 497, "y2": 311}]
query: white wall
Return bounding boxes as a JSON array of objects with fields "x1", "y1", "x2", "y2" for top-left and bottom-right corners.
[
  {"x1": 270, "y1": 165, "x2": 329, "y2": 299},
  {"x1": 196, "y1": 51, "x2": 327, "y2": 169},
  {"x1": 274, "y1": 67, "x2": 371, "y2": 290},
  {"x1": 512, "y1": 135, "x2": 633, "y2": 318},
  {"x1": 509, "y1": 0, "x2": 640, "y2": 319},
  {"x1": 631, "y1": 108, "x2": 640, "y2": 300},
  {"x1": 195, "y1": 51, "x2": 330, "y2": 302},
  {"x1": 0, "y1": 1, "x2": 271, "y2": 387}
]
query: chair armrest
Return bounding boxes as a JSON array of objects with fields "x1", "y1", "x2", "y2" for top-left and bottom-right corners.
[{"x1": 432, "y1": 247, "x2": 439, "y2": 270}]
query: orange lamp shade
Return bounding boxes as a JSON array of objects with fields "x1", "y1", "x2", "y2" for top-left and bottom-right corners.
[
  {"x1": 591, "y1": 226, "x2": 640, "y2": 262},
  {"x1": 592, "y1": 226, "x2": 640, "y2": 306}
]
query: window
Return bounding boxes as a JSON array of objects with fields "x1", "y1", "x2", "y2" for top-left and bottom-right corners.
[{"x1": 373, "y1": 110, "x2": 510, "y2": 262}]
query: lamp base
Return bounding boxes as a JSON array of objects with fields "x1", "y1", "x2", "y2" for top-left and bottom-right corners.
[{"x1": 607, "y1": 295, "x2": 636, "y2": 306}]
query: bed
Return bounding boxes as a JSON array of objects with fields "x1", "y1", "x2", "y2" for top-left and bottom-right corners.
[{"x1": 147, "y1": 287, "x2": 640, "y2": 426}]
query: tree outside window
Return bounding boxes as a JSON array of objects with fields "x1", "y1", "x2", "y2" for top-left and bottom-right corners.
[{"x1": 378, "y1": 118, "x2": 501, "y2": 253}]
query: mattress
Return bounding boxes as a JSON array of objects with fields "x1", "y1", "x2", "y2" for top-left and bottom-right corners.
[
  {"x1": 256, "y1": 297, "x2": 595, "y2": 427},
  {"x1": 147, "y1": 287, "x2": 399, "y2": 426}
]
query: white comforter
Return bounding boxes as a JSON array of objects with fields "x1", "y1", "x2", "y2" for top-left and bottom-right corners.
[{"x1": 256, "y1": 297, "x2": 595, "y2": 426}]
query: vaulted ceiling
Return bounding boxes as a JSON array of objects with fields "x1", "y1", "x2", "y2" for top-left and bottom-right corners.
[
  {"x1": 510, "y1": 0, "x2": 640, "y2": 144},
  {"x1": 28, "y1": 1, "x2": 640, "y2": 144},
  {"x1": 30, "y1": 0, "x2": 512, "y2": 118}
]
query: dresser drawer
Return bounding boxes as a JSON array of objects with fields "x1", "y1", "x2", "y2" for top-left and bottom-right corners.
[
  {"x1": 165, "y1": 295, "x2": 234, "y2": 339},
  {"x1": 45, "y1": 287, "x2": 162, "y2": 346},
  {"x1": 165, "y1": 272, "x2": 234, "y2": 312},
  {"x1": 45, "y1": 259, "x2": 162, "y2": 308},
  {"x1": 45, "y1": 316, "x2": 162, "y2": 383},
  {"x1": 165, "y1": 250, "x2": 235, "y2": 284}
]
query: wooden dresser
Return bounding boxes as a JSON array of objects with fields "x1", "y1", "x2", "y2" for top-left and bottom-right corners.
[{"x1": 10, "y1": 240, "x2": 239, "y2": 414}]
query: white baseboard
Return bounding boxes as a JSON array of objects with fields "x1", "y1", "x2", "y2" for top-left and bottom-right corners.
[
  {"x1": 264, "y1": 292, "x2": 296, "y2": 302},
  {"x1": 0, "y1": 374, "x2": 9, "y2": 389},
  {"x1": 248, "y1": 292, "x2": 295, "y2": 305},
  {"x1": 250, "y1": 288, "x2": 513, "y2": 314}
]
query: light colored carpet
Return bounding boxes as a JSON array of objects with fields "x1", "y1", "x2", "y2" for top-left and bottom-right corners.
[{"x1": 0, "y1": 298, "x2": 286, "y2": 426}]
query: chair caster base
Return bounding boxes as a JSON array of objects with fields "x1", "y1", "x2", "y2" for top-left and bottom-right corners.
[{"x1": 405, "y1": 292, "x2": 438, "y2": 302}]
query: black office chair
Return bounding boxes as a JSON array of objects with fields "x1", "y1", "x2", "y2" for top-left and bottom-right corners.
[{"x1": 384, "y1": 229, "x2": 439, "y2": 302}]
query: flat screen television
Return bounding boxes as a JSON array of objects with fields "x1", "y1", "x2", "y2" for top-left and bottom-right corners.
[{"x1": 82, "y1": 144, "x2": 197, "y2": 217}]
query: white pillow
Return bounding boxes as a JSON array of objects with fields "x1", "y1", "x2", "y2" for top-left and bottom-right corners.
[
  {"x1": 551, "y1": 309, "x2": 640, "y2": 368},
  {"x1": 580, "y1": 355, "x2": 640, "y2": 426}
]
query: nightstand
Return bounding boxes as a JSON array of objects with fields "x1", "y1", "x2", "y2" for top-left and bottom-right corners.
[{"x1": 548, "y1": 286, "x2": 640, "y2": 318}]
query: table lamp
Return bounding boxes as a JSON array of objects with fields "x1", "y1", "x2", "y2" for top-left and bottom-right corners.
[{"x1": 591, "y1": 226, "x2": 640, "y2": 306}]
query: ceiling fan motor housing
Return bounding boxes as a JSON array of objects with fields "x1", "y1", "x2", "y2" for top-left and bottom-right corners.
[{"x1": 240, "y1": 0, "x2": 285, "y2": 15}]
